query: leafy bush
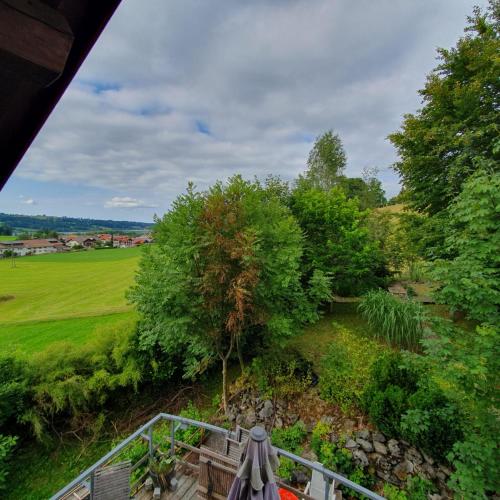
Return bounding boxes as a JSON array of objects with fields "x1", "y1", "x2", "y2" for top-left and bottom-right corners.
[
  {"x1": 405, "y1": 476, "x2": 436, "y2": 499},
  {"x1": 401, "y1": 386, "x2": 463, "y2": 461},
  {"x1": 319, "y1": 325, "x2": 387, "y2": 411},
  {"x1": 251, "y1": 349, "x2": 312, "y2": 400},
  {"x1": 362, "y1": 351, "x2": 464, "y2": 462},
  {"x1": 383, "y1": 484, "x2": 408, "y2": 500},
  {"x1": 0, "y1": 356, "x2": 28, "y2": 428},
  {"x1": 361, "y1": 353, "x2": 419, "y2": 437},
  {"x1": 0, "y1": 434, "x2": 17, "y2": 492},
  {"x1": 271, "y1": 421, "x2": 307, "y2": 454},
  {"x1": 358, "y1": 290, "x2": 425, "y2": 349}
]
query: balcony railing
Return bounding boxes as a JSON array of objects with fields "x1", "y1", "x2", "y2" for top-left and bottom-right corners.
[{"x1": 50, "y1": 412, "x2": 385, "y2": 500}]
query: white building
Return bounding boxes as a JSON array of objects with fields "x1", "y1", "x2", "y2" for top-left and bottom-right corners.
[{"x1": 0, "y1": 238, "x2": 64, "y2": 257}]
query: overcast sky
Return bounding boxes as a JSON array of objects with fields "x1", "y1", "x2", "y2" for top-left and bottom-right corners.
[{"x1": 0, "y1": 0, "x2": 488, "y2": 222}]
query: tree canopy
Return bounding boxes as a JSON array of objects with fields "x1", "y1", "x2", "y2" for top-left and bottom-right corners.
[
  {"x1": 389, "y1": 3, "x2": 499, "y2": 215},
  {"x1": 129, "y1": 177, "x2": 330, "y2": 410}
]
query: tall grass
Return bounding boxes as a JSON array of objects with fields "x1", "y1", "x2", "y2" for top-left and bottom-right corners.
[{"x1": 358, "y1": 290, "x2": 425, "y2": 350}]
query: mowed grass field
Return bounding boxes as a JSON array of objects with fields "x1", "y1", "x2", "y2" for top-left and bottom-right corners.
[{"x1": 0, "y1": 247, "x2": 143, "y2": 353}]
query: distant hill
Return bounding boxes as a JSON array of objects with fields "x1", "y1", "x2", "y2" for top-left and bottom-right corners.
[{"x1": 0, "y1": 213, "x2": 154, "y2": 233}]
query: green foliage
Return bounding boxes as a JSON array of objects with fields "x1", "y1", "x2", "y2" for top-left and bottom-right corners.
[
  {"x1": 405, "y1": 475, "x2": 437, "y2": 499},
  {"x1": 129, "y1": 177, "x2": 327, "y2": 402},
  {"x1": 417, "y1": 319, "x2": 499, "y2": 497},
  {"x1": 383, "y1": 484, "x2": 408, "y2": 500},
  {"x1": 337, "y1": 175, "x2": 387, "y2": 209},
  {"x1": 251, "y1": 349, "x2": 312, "y2": 400},
  {"x1": 276, "y1": 457, "x2": 295, "y2": 482},
  {"x1": 358, "y1": 290, "x2": 425, "y2": 349},
  {"x1": 0, "y1": 356, "x2": 28, "y2": 427},
  {"x1": 319, "y1": 325, "x2": 386, "y2": 411},
  {"x1": 176, "y1": 402, "x2": 206, "y2": 447},
  {"x1": 361, "y1": 353, "x2": 419, "y2": 437},
  {"x1": 0, "y1": 434, "x2": 17, "y2": 492},
  {"x1": 302, "y1": 130, "x2": 346, "y2": 190},
  {"x1": 311, "y1": 421, "x2": 331, "y2": 456},
  {"x1": 271, "y1": 421, "x2": 307, "y2": 454},
  {"x1": 389, "y1": 4, "x2": 499, "y2": 215},
  {"x1": 290, "y1": 186, "x2": 389, "y2": 296},
  {"x1": 431, "y1": 169, "x2": 500, "y2": 324}
]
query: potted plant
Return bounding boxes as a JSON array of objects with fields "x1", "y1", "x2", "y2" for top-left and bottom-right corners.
[{"x1": 149, "y1": 454, "x2": 175, "y2": 490}]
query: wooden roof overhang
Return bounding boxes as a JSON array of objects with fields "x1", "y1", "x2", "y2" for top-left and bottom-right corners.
[{"x1": 0, "y1": 0, "x2": 122, "y2": 190}]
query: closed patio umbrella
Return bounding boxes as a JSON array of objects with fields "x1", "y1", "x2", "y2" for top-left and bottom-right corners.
[{"x1": 227, "y1": 426, "x2": 280, "y2": 500}]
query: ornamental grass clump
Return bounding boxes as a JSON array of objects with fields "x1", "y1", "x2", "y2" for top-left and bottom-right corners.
[{"x1": 358, "y1": 290, "x2": 425, "y2": 350}]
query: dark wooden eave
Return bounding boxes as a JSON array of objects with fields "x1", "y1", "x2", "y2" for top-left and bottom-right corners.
[{"x1": 0, "y1": 0, "x2": 122, "y2": 190}]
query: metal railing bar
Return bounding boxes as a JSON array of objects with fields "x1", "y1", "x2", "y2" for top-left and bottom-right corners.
[{"x1": 51, "y1": 413, "x2": 385, "y2": 500}]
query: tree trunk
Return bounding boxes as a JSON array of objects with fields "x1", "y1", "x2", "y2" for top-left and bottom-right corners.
[
  {"x1": 236, "y1": 335, "x2": 244, "y2": 372},
  {"x1": 222, "y1": 356, "x2": 228, "y2": 414}
]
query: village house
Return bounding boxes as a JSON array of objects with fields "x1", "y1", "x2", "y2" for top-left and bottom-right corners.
[
  {"x1": 0, "y1": 238, "x2": 65, "y2": 257},
  {"x1": 64, "y1": 235, "x2": 97, "y2": 248}
]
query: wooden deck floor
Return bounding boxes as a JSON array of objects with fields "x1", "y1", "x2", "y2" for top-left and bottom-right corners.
[{"x1": 136, "y1": 472, "x2": 198, "y2": 500}]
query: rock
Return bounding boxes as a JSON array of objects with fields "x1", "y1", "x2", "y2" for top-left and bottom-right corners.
[
  {"x1": 288, "y1": 414, "x2": 299, "y2": 425},
  {"x1": 356, "y1": 438, "x2": 374, "y2": 453},
  {"x1": 373, "y1": 441, "x2": 388, "y2": 455},
  {"x1": 387, "y1": 439, "x2": 401, "y2": 457},
  {"x1": 372, "y1": 431, "x2": 386, "y2": 443},
  {"x1": 439, "y1": 465, "x2": 452, "y2": 477},
  {"x1": 330, "y1": 433, "x2": 339, "y2": 444},
  {"x1": 275, "y1": 417, "x2": 283, "y2": 429},
  {"x1": 227, "y1": 411, "x2": 236, "y2": 422},
  {"x1": 145, "y1": 477, "x2": 153, "y2": 491},
  {"x1": 344, "y1": 438, "x2": 359, "y2": 450},
  {"x1": 258, "y1": 400, "x2": 274, "y2": 419},
  {"x1": 393, "y1": 459, "x2": 413, "y2": 481},
  {"x1": 428, "y1": 495, "x2": 442, "y2": 500},
  {"x1": 376, "y1": 470, "x2": 391, "y2": 482},
  {"x1": 352, "y1": 449, "x2": 369, "y2": 468},
  {"x1": 321, "y1": 415, "x2": 335, "y2": 426},
  {"x1": 422, "y1": 451, "x2": 434, "y2": 465},
  {"x1": 302, "y1": 449, "x2": 318, "y2": 462},
  {"x1": 355, "y1": 429, "x2": 371, "y2": 440},
  {"x1": 153, "y1": 487, "x2": 161, "y2": 499},
  {"x1": 244, "y1": 412, "x2": 256, "y2": 428},
  {"x1": 405, "y1": 447, "x2": 422, "y2": 465},
  {"x1": 236, "y1": 414, "x2": 245, "y2": 425},
  {"x1": 436, "y1": 471, "x2": 446, "y2": 482},
  {"x1": 292, "y1": 470, "x2": 309, "y2": 484},
  {"x1": 421, "y1": 463, "x2": 436, "y2": 479}
]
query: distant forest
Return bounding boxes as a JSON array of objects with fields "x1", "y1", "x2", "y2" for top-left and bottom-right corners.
[{"x1": 0, "y1": 213, "x2": 153, "y2": 233}]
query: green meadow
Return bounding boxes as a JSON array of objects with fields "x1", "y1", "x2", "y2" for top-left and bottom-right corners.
[{"x1": 0, "y1": 247, "x2": 143, "y2": 353}]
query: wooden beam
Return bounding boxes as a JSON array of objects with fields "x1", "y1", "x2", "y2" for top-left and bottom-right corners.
[{"x1": 0, "y1": 0, "x2": 73, "y2": 86}]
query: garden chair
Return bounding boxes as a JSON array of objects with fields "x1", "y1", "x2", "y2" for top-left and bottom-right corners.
[
  {"x1": 91, "y1": 460, "x2": 131, "y2": 500},
  {"x1": 198, "y1": 446, "x2": 238, "y2": 499},
  {"x1": 223, "y1": 425, "x2": 250, "y2": 462}
]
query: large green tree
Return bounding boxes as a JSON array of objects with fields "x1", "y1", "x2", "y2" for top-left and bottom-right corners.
[
  {"x1": 130, "y1": 177, "x2": 329, "y2": 410},
  {"x1": 302, "y1": 130, "x2": 347, "y2": 190},
  {"x1": 389, "y1": 2, "x2": 499, "y2": 215},
  {"x1": 290, "y1": 185, "x2": 389, "y2": 296},
  {"x1": 432, "y1": 169, "x2": 500, "y2": 324}
]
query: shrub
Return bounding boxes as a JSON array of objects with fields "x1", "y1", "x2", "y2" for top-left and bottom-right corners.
[
  {"x1": 251, "y1": 348, "x2": 312, "y2": 400},
  {"x1": 405, "y1": 476, "x2": 437, "y2": 499},
  {"x1": 0, "y1": 356, "x2": 28, "y2": 429},
  {"x1": 361, "y1": 353, "x2": 419, "y2": 436},
  {"x1": 311, "y1": 421, "x2": 331, "y2": 456},
  {"x1": 0, "y1": 434, "x2": 17, "y2": 492},
  {"x1": 358, "y1": 290, "x2": 425, "y2": 349},
  {"x1": 383, "y1": 484, "x2": 408, "y2": 500},
  {"x1": 401, "y1": 386, "x2": 463, "y2": 461},
  {"x1": 271, "y1": 421, "x2": 307, "y2": 454}
]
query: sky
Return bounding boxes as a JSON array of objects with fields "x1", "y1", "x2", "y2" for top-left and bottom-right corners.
[{"x1": 0, "y1": 0, "x2": 488, "y2": 223}]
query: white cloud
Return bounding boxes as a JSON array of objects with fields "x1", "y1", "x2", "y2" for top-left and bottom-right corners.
[
  {"x1": 11, "y1": 0, "x2": 488, "y2": 216},
  {"x1": 19, "y1": 195, "x2": 36, "y2": 205},
  {"x1": 104, "y1": 196, "x2": 157, "y2": 209}
]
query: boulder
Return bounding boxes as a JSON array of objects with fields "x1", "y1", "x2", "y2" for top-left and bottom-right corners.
[
  {"x1": 422, "y1": 451, "x2": 435, "y2": 465},
  {"x1": 373, "y1": 441, "x2": 388, "y2": 455},
  {"x1": 258, "y1": 400, "x2": 274, "y2": 419},
  {"x1": 405, "y1": 447, "x2": 422, "y2": 465},
  {"x1": 356, "y1": 438, "x2": 374, "y2": 453},
  {"x1": 275, "y1": 417, "x2": 283, "y2": 429},
  {"x1": 372, "y1": 431, "x2": 386, "y2": 443},
  {"x1": 344, "y1": 438, "x2": 359, "y2": 450},
  {"x1": 387, "y1": 439, "x2": 401, "y2": 457},
  {"x1": 393, "y1": 459, "x2": 413, "y2": 481},
  {"x1": 355, "y1": 429, "x2": 371, "y2": 440},
  {"x1": 321, "y1": 415, "x2": 335, "y2": 426},
  {"x1": 352, "y1": 449, "x2": 369, "y2": 468},
  {"x1": 292, "y1": 470, "x2": 309, "y2": 485}
]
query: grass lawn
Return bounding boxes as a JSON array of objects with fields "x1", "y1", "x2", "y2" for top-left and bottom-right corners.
[
  {"x1": 289, "y1": 303, "x2": 386, "y2": 372},
  {"x1": 0, "y1": 311, "x2": 137, "y2": 354},
  {"x1": 0, "y1": 247, "x2": 141, "y2": 323},
  {"x1": 0, "y1": 247, "x2": 143, "y2": 352},
  {"x1": 0, "y1": 235, "x2": 17, "y2": 241}
]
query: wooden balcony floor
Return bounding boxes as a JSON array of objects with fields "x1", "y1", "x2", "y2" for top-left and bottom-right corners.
[{"x1": 136, "y1": 472, "x2": 198, "y2": 500}]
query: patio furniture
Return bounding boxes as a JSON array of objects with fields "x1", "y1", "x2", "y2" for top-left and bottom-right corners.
[
  {"x1": 91, "y1": 460, "x2": 131, "y2": 500},
  {"x1": 198, "y1": 446, "x2": 238, "y2": 499}
]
